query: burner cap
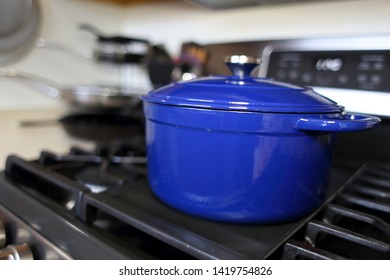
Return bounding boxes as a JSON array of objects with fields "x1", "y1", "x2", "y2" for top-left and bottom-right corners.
[{"x1": 76, "y1": 166, "x2": 126, "y2": 193}]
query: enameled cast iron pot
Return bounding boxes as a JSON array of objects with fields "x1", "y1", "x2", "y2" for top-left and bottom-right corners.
[{"x1": 142, "y1": 55, "x2": 380, "y2": 224}]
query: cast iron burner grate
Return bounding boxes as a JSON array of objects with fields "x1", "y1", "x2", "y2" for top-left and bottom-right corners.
[
  {"x1": 0, "y1": 145, "x2": 388, "y2": 259},
  {"x1": 39, "y1": 143, "x2": 147, "y2": 194},
  {"x1": 280, "y1": 162, "x2": 390, "y2": 260}
]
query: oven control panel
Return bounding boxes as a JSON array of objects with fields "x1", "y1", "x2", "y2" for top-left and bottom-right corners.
[
  {"x1": 266, "y1": 50, "x2": 390, "y2": 92},
  {"x1": 0, "y1": 203, "x2": 72, "y2": 260}
]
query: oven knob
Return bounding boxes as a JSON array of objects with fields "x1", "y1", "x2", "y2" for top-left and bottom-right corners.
[
  {"x1": 0, "y1": 220, "x2": 5, "y2": 248},
  {"x1": 0, "y1": 243, "x2": 33, "y2": 260}
]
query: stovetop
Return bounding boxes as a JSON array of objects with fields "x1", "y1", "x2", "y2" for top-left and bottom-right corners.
[
  {"x1": 0, "y1": 138, "x2": 388, "y2": 260},
  {"x1": 0, "y1": 102, "x2": 388, "y2": 260},
  {"x1": 2, "y1": 35, "x2": 390, "y2": 260}
]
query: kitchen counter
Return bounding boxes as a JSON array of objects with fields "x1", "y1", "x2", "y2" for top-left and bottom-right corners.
[{"x1": 0, "y1": 108, "x2": 94, "y2": 169}]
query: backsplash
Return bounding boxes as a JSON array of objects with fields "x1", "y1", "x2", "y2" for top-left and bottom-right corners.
[{"x1": 0, "y1": 0, "x2": 389, "y2": 110}]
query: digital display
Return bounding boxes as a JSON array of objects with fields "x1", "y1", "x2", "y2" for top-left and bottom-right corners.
[
  {"x1": 315, "y1": 58, "x2": 343, "y2": 72},
  {"x1": 266, "y1": 50, "x2": 390, "y2": 92}
]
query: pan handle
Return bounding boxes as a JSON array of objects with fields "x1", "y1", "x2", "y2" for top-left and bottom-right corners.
[
  {"x1": 296, "y1": 113, "x2": 381, "y2": 132},
  {"x1": 79, "y1": 22, "x2": 106, "y2": 40},
  {"x1": 0, "y1": 68, "x2": 62, "y2": 98},
  {"x1": 36, "y1": 38, "x2": 94, "y2": 60},
  {"x1": 79, "y1": 22, "x2": 150, "y2": 45}
]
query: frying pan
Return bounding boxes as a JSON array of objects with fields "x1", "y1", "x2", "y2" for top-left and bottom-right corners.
[
  {"x1": 78, "y1": 22, "x2": 150, "y2": 64},
  {"x1": 59, "y1": 113, "x2": 145, "y2": 143},
  {"x1": 0, "y1": 68, "x2": 144, "y2": 114},
  {"x1": 36, "y1": 40, "x2": 174, "y2": 87},
  {"x1": 36, "y1": 23, "x2": 150, "y2": 64},
  {"x1": 36, "y1": 37, "x2": 148, "y2": 64},
  {"x1": 36, "y1": 23, "x2": 174, "y2": 87}
]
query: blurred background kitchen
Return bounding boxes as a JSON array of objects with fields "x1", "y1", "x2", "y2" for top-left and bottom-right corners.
[
  {"x1": 0, "y1": 0, "x2": 390, "y2": 260},
  {"x1": 0, "y1": 0, "x2": 389, "y2": 164},
  {"x1": 1, "y1": 0, "x2": 390, "y2": 109}
]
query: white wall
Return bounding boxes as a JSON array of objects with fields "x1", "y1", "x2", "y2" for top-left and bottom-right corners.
[
  {"x1": 121, "y1": 0, "x2": 390, "y2": 55},
  {"x1": 1, "y1": 0, "x2": 390, "y2": 110},
  {"x1": 0, "y1": 0, "x2": 125, "y2": 110}
]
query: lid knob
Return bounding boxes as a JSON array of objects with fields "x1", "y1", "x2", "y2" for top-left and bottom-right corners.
[{"x1": 225, "y1": 55, "x2": 260, "y2": 79}]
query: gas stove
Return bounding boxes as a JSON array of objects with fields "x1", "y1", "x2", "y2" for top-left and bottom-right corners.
[
  {"x1": 1, "y1": 35, "x2": 390, "y2": 260},
  {"x1": 0, "y1": 137, "x2": 388, "y2": 260}
]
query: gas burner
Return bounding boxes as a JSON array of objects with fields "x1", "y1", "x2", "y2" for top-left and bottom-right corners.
[
  {"x1": 76, "y1": 166, "x2": 125, "y2": 193},
  {"x1": 38, "y1": 143, "x2": 147, "y2": 193},
  {"x1": 2, "y1": 147, "x2": 390, "y2": 259}
]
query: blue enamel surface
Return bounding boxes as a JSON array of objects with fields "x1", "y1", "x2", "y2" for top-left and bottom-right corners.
[
  {"x1": 142, "y1": 76, "x2": 344, "y2": 113},
  {"x1": 142, "y1": 74, "x2": 380, "y2": 223},
  {"x1": 144, "y1": 104, "x2": 336, "y2": 223},
  {"x1": 296, "y1": 113, "x2": 380, "y2": 132}
]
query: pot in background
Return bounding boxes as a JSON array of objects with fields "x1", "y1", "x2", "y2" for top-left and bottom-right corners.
[{"x1": 142, "y1": 55, "x2": 380, "y2": 224}]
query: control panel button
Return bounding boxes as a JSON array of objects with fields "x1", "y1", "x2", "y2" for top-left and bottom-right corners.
[
  {"x1": 267, "y1": 50, "x2": 390, "y2": 93},
  {"x1": 358, "y1": 61, "x2": 370, "y2": 70},
  {"x1": 276, "y1": 70, "x2": 287, "y2": 80},
  {"x1": 357, "y1": 74, "x2": 368, "y2": 83},
  {"x1": 288, "y1": 70, "x2": 299, "y2": 80},
  {"x1": 291, "y1": 61, "x2": 301, "y2": 68},
  {"x1": 278, "y1": 60, "x2": 288, "y2": 68},
  {"x1": 373, "y1": 62, "x2": 384, "y2": 70},
  {"x1": 370, "y1": 74, "x2": 382, "y2": 85},
  {"x1": 302, "y1": 72, "x2": 313, "y2": 83},
  {"x1": 337, "y1": 74, "x2": 349, "y2": 84},
  {"x1": 316, "y1": 58, "x2": 343, "y2": 72},
  {"x1": 315, "y1": 73, "x2": 325, "y2": 83}
]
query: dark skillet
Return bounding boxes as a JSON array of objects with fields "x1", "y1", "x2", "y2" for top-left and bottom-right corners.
[{"x1": 59, "y1": 113, "x2": 145, "y2": 143}]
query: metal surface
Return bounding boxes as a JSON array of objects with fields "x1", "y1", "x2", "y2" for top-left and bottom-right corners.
[
  {"x1": 37, "y1": 23, "x2": 150, "y2": 64},
  {"x1": 0, "y1": 220, "x2": 5, "y2": 248},
  {"x1": 0, "y1": 0, "x2": 41, "y2": 65},
  {"x1": 0, "y1": 203, "x2": 72, "y2": 259},
  {"x1": 36, "y1": 38, "x2": 94, "y2": 60},
  {"x1": 36, "y1": 38, "x2": 148, "y2": 64},
  {"x1": 143, "y1": 58, "x2": 346, "y2": 113},
  {"x1": 143, "y1": 103, "x2": 376, "y2": 223},
  {"x1": 0, "y1": 35, "x2": 389, "y2": 260},
  {"x1": 0, "y1": 68, "x2": 144, "y2": 113},
  {"x1": 224, "y1": 55, "x2": 260, "y2": 79},
  {"x1": 296, "y1": 114, "x2": 380, "y2": 132},
  {"x1": 37, "y1": 23, "x2": 173, "y2": 88},
  {"x1": 0, "y1": 172, "x2": 137, "y2": 259},
  {"x1": 305, "y1": 220, "x2": 390, "y2": 253},
  {"x1": 185, "y1": 0, "x2": 335, "y2": 10},
  {"x1": 0, "y1": 0, "x2": 32, "y2": 36},
  {"x1": 0, "y1": 148, "x2": 353, "y2": 259},
  {"x1": 281, "y1": 162, "x2": 390, "y2": 259},
  {"x1": 142, "y1": 58, "x2": 379, "y2": 223},
  {"x1": 282, "y1": 239, "x2": 345, "y2": 260},
  {"x1": 204, "y1": 34, "x2": 390, "y2": 164},
  {"x1": 202, "y1": 35, "x2": 390, "y2": 117},
  {"x1": 0, "y1": 244, "x2": 33, "y2": 260},
  {"x1": 259, "y1": 36, "x2": 390, "y2": 117},
  {"x1": 1, "y1": 150, "x2": 382, "y2": 260}
]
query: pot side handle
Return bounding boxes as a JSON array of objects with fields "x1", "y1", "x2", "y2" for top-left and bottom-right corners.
[{"x1": 296, "y1": 114, "x2": 381, "y2": 132}]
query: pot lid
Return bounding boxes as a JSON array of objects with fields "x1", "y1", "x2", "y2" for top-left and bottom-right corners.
[{"x1": 142, "y1": 55, "x2": 344, "y2": 113}]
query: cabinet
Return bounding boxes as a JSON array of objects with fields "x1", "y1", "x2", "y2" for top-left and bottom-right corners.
[{"x1": 91, "y1": 0, "x2": 176, "y2": 5}]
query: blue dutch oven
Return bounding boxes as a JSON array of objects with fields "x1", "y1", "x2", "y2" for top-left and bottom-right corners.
[{"x1": 142, "y1": 55, "x2": 380, "y2": 224}]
